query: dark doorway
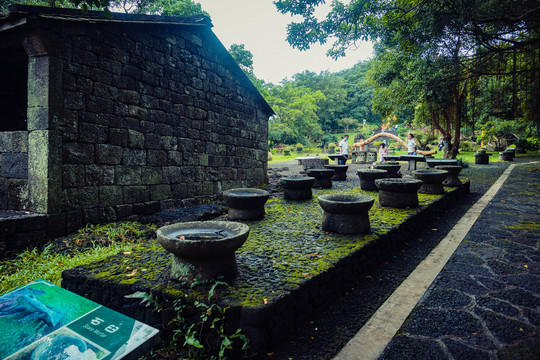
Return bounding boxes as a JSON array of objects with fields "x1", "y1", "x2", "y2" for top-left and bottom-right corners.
[{"x1": 0, "y1": 41, "x2": 28, "y2": 131}]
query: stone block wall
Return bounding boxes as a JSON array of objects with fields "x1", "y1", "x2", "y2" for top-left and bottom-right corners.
[
  {"x1": 24, "y1": 19, "x2": 270, "y2": 234},
  {"x1": 0, "y1": 132, "x2": 29, "y2": 210}
]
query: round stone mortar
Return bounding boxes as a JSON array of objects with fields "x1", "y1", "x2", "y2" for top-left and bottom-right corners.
[
  {"x1": 157, "y1": 221, "x2": 250, "y2": 282},
  {"x1": 375, "y1": 178, "x2": 422, "y2": 208},
  {"x1": 434, "y1": 165, "x2": 463, "y2": 187},
  {"x1": 318, "y1": 194, "x2": 375, "y2": 234},
  {"x1": 223, "y1": 188, "x2": 270, "y2": 220},
  {"x1": 281, "y1": 176, "x2": 315, "y2": 200},
  {"x1": 357, "y1": 169, "x2": 388, "y2": 191},
  {"x1": 306, "y1": 169, "x2": 334, "y2": 188},
  {"x1": 373, "y1": 162, "x2": 401, "y2": 178},
  {"x1": 413, "y1": 169, "x2": 448, "y2": 194}
]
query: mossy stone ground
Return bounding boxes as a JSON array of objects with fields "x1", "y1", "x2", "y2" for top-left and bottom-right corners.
[{"x1": 64, "y1": 177, "x2": 446, "y2": 310}]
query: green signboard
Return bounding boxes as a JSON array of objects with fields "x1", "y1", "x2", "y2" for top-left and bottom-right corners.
[{"x1": 0, "y1": 279, "x2": 159, "y2": 360}]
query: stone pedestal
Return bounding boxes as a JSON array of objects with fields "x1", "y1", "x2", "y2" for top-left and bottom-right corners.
[
  {"x1": 375, "y1": 178, "x2": 422, "y2": 208},
  {"x1": 223, "y1": 188, "x2": 270, "y2": 220},
  {"x1": 307, "y1": 169, "x2": 334, "y2": 188},
  {"x1": 475, "y1": 150, "x2": 490, "y2": 164},
  {"x1": 413, "y1": 169, "x2": 448, "y2": 194},
  {"x1": 281, "y1": 176, "x2": 315, "y2": 200},
  {"x1": 435, "y1": 165, "x2": 463, "y2": 187},
  {"x1": 426, "y1": 159, "x2": 458, "y2": 168},
  {"x1": 499, "y1": 151, "x2": 514, "y2": 161},
  {"x1": 373, "y1": 162, "x2": 401, "y2": 178},
  {"x1": 157, "y1": 221, "x2": 250, "y2": 282},
  {"x1": 318, "y1": 194, "x2": 375, "y2": 234},
  {"x1": 325, "y1": 165, "x2": 348, "y2": 181},
  {"x1": 356, "y1": 169, "x2": 388, "y2": 191}
]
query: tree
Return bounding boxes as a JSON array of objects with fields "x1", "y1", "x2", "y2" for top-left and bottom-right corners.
[
  {"x1": 228, "y1": 43, "x2": 268, "y2": 95},
  {"x1": 1, "y1": 0, "x2": 208, "y2": 16},
  {"x1": 275, "y1": 0, "x2": 540, "y2": 157},
  {"x1": 339, "y1": 117, "x2": 358, "y2": 132},
  {"x1": 265, "y1": 82, "x2": 325, "y2": 145}
]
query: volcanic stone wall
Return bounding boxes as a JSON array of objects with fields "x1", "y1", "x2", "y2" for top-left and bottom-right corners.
[
  {"x1": 0, "y1": 131, "x2": 29, "y2": 210},
  {"x1": 29, "y1": 19, "x2": 269, "y2": 233}
]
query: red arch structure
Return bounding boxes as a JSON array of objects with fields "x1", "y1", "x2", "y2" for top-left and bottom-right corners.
[{"x1": 352, "y1": 132, "x2": 437, "y2": 155}]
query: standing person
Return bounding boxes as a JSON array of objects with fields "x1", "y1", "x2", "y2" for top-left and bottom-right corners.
[
  {"x1": 378, "y1": 143, "x2": 389, "y2": 162},
  {"x1": 338, "y1": 135, "x2": 349, "y2": 165},
  {"x1": 407, "y1": 134, "x2": 416, "y2": 155}
]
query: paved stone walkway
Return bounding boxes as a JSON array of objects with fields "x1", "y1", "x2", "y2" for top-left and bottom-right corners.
[{"x1": 377, "y1": 161, "x2": 540, "y2": 359}]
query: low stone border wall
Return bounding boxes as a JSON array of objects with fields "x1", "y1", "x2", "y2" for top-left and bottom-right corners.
[
  {"x1": 61, "y1": 181, "x2": 470, "y2": 354},
  {"x1": 0, "y1": 212, "x2": 66, "y2": 257}
]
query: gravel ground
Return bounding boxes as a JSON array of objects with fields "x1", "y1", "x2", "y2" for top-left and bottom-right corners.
[{"x1": 257, "y1": 159, "x2": 512, "y2": 360}]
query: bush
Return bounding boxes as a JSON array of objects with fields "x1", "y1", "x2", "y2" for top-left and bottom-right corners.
[
  {"x1": 459, "y1": 140, "x2": 479, "y2": 152},
  {"x1": 514, "y1": 137, "x2": 540, "y2": 151}
]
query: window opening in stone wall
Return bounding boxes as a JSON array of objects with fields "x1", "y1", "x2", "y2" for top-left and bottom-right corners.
[{"x1": 0, "y1": 42, "x2": 28, "y2": 131}]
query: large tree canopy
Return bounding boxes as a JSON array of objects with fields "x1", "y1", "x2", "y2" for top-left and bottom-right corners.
[{"x1": 275, "y1": 0, "x2": 540, "y2": 157}]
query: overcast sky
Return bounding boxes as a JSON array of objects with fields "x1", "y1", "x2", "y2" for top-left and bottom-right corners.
[{"x1": 196, "y1": 0, "x2": 373, "y2": 84}]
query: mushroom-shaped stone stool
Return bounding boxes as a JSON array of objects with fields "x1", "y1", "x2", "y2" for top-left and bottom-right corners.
[
  {"x1": 281, "y1": 176, "x2": 315, "y2": 200},
  {"x1": 357, "y1": 169, "x2": 388, "y2": 191},
  {"x1": 373, "y1": 162, "x2": 402, "y2": 178},
  {"x1": 318, "y1": 194, "x2": 375, "y2": 234},
  {"x1": 413, "y1": 169, "x2": 448, "y2": 194},
  {"x1": 157, "y1": 221, "x2": 250, "y2": 282},
  {"x1": 223, "y1": 188, "x2": 270, "y2": 220},
  {"x1": 435, "y1": 165, "x2": 463, "y2": 187},
  {"x1": 307, "y1": 169, "x2": 335, "y2": 188},
  {"x1": 475, "y1": 149, "x2": 490, "y2": 164},
  {"x1": 375, "y1": 178, "x2": 422, "y2": 208},
  {"x1": 325, "y1": 164, "x2": 348, "y2": 181}
]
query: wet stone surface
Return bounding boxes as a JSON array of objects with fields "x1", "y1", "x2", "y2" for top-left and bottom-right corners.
[{"x1": 380, "y1": 162, "x2": 540, "y2": 360}]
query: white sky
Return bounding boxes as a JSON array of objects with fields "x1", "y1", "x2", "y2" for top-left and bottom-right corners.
[{"x1": 197, "y1": 0, "x2": 374, "y2": 84}]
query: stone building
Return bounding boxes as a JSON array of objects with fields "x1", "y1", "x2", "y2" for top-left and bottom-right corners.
[{"x1": 0, "y1": 5, "x2": 273, "y2": 244}]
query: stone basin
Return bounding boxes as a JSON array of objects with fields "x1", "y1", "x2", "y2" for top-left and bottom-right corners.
[
  {"x1": 223, "y1": 188, "x2": 270, "y2": 220},
  {"x1": 373, "y1": 162, "x2": 401, "y2": 178},
  {"x1": 357, "y1": 169, "x2": 388, "y2": 191},
  {"x1": 306, "y1": 169, "x2": 334, "y2": 188},
  {"x1": 318, "y1": 194, "x2": 375, "y2": 234},
  {"x1": 157, "y1": 221, "x2": 250, "y2": 282},
  {"x1": 281, "y1": 176, "x2": 315, "y2": 200},
  {"x1": 280, "y1": 176, "x2": 315, "y2": 189},
  {"x1": 324, "y1": 164, "x2": 348, "y2": 181},
  {"x1": 426, "y1": 159, "x2": 458, "y2": 168},
  {"x1": 412, "y1": 169, "x2": 448, "y2": 183},
  {"x1": 318, "y1": 194, "x2": 375, "y2": 214},
  {"x1": 375, "y1": 178, "x2": 422, "y2": 208},
  {"x1": 435, "y1": 165, "x2": 463, "y2": 187},
  {"x1": 375, "y1": 178, "x2": 422, "y2": 192},
  {"x1": 413, "y1": 169, "x2": 448, "y2": 194}
]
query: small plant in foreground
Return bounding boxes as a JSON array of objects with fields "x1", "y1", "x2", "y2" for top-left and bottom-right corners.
[{"x1": 135, "y1": 279, "x2": 249, "y2": 360}]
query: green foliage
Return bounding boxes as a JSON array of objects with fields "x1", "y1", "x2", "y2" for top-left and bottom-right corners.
[
  {"x1": 3, "y1": 0, "x2": 208, "y2": 16},
  {"x1": 514, "y1": 137, "x2": 540, "y2": 151},
  {"x1": 275, "y1": 0, "x2": 540, "y2": 156},
  {"x1": 137, "y1": 279, "x2": 249, "y2": 359},
  {"x1": 265, "y1": 82, "x2": 325, "y2": 145}
]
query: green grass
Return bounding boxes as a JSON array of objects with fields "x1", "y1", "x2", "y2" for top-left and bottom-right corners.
[
  {"x1": 0, "y1": 243, "x2": 133, "y2": 294},
  {"x1": 0, "y1": 221, "x2": 156, "y2": 295}
]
